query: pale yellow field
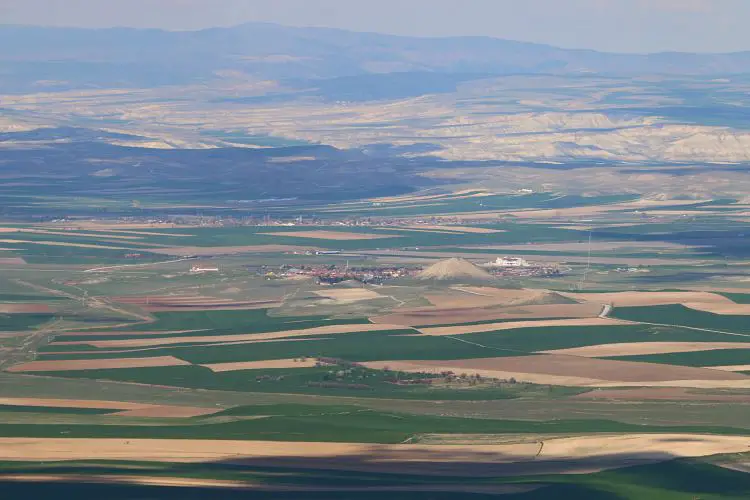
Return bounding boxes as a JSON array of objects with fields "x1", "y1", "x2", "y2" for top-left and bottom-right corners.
[
  {"x1": 0, "y1": 239, "x2": 131, "y2": 250},
  {"x1": 0, "y1": 228, "x2": 145, "y2": 240},
  {"x1": 148, "y1": 245, "x2": 321, "y2": 256},
  {"x1": 560, "y1": 291, "x2": 731, "y2": 307},
  {"x1": 7, "y1": 356, "x2": 191, "y2": 372},
  {"x1": 260, "y1": 230, "x2": 399, "y2": 241},
  {"x1": 705, "y1": 365, "x2": 750, "y2": 372},
  {"x1": 418, "y1": 317, "x2": 628, "y2": 336},
  {"x1": 202, "y1": 358, "x2": 321, "y2": 372},
  {"x1": 369, "y1": 189, "x2": 493, "y2": 204},
  {"x1": 2, "y1": 434, "x2": 748, "y2": 476},
  {"x1": 362, "y1": 354, "x2": 750, "y2": 388},
  {"x1": 540, "y1": 342, "x2": 750, "y2": 357},
  {"x1": 404, "y1": 225, "x2": 505, "y2": 234},
  {"x1": 684, "y1": 302, "x2": 750, "y2": 315},
  {"x1": 0, "y1": 398, "x2": 147, "y2": 410},
  {"x1": 54, "y1": 323, "x2": 409, "y2": 348}
]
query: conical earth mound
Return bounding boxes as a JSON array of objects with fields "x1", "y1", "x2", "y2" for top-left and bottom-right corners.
[{"x1": 417, "y1": 257, "x2": 494, "y2": 281}]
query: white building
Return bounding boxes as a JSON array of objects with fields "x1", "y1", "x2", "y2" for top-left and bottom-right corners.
[
  {"x1": 486, "y1": 257, "x2": 530, "y2": 268},
  {"x1": 190, "y1": 265, "x2": 219, "y2": 273}
]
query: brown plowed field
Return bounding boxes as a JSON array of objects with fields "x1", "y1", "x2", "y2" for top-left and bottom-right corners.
[
  {"x1": 0, "y1": 398, "x2": 147, "y2": 410},
  {"x1": 109, "y1": 406, "x2": 223, "y2": 418},
  {"x1": 7, "y1": 356, "x2": 191, "y2": 372},
  {"x1": 0, "y1": 257, "x2": 27, "y2": 265},
  {"x1": 110, "y1": 296, "x2": 282, "y2": 311},
  {"x1": 0, "y1": 303, "x2": 51, "y2": 313}
]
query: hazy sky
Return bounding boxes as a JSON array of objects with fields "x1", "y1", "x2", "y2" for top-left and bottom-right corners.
[{"x1": 3, "y1": 0, "x2": 750, "y2": 53}]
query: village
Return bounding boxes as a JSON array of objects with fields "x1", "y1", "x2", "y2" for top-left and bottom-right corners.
[{"x1": 251, "y1": 256, "x2": 563, "y2": 285}]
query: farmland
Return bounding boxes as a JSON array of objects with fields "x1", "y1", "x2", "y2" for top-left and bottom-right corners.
[{"x1": 4, "y1": 72, "x2": 750, "y2": 498}]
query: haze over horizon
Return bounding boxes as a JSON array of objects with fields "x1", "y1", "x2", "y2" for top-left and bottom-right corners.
[{"x1": 2, "y1": 0, "x2": 750, "y2": 54}]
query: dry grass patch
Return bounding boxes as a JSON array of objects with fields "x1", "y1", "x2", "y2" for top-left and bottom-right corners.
[
  {"x1": 541, "y1": 342, "x2": 750, "y2": 357},
  {"x1": 314, "y1": 288, "x2": 383, "y2": 304},
  {"x1": 260, "y1": 230, "x2": 400, "y2": 241},
  {"x1": 202, "y1": 358, "x2": 321, "y2": 372},
  {"x1": 7, "y1": 356, "x2": 191, "y2": 372},
  {"x1": 572, "y1": 387, "x2": 750, "y2": 402}
]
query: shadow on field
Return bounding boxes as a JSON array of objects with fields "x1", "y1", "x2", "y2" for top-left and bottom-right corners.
[{"x1": 2, "y1": 447, "x2": 735, "y2": 499}]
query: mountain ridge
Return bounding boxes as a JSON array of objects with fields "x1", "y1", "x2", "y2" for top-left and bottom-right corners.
[{"x1": 3, "y1": 22, "x2": 750, "y2": 92}]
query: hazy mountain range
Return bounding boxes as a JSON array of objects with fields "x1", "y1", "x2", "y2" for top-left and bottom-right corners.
[{"x1": 4, "y1": 22, "x2": 750, "y2": 91}]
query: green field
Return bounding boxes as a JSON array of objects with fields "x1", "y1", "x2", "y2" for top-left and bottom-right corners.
[{"x1": 611, "y1": 304, "x2": 750, "y2": 334}]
